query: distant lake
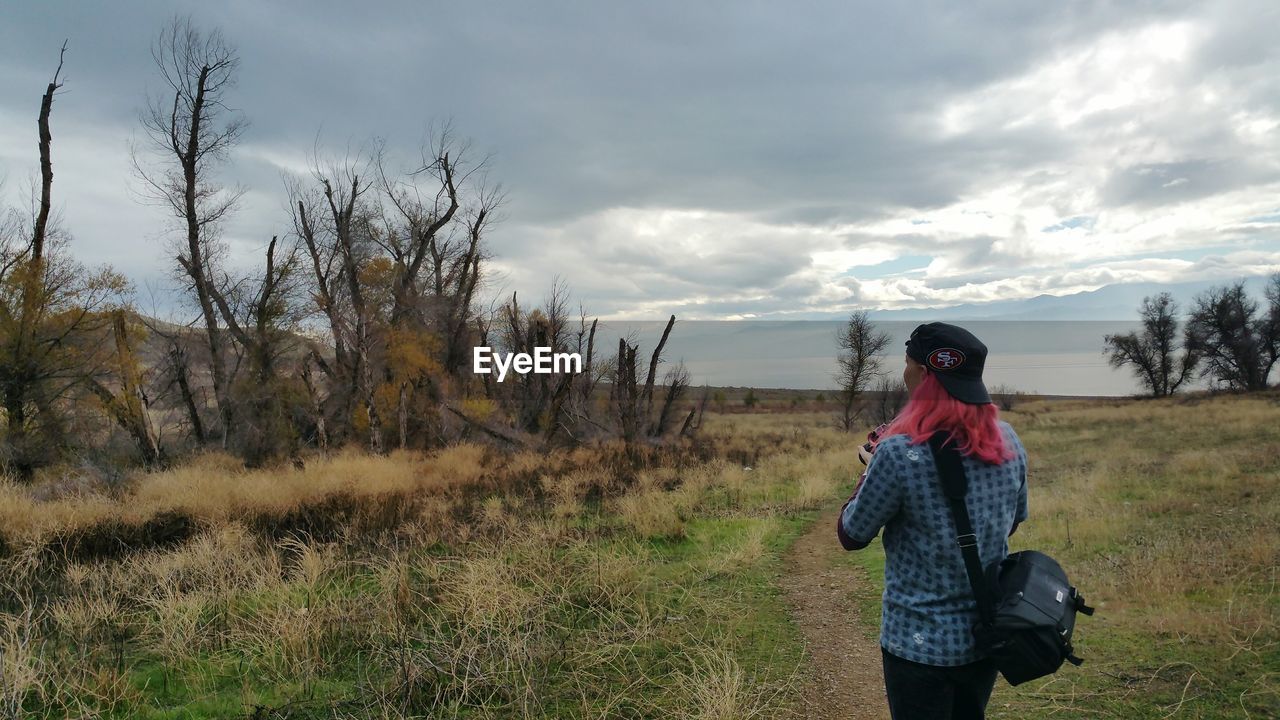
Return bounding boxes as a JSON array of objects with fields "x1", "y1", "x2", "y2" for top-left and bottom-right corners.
[{"x1": 587, "y1": 320, "x2": 1169, "y2": 397}]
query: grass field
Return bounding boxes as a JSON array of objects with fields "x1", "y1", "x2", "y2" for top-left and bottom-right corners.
[
  {"x1": 0, "y1": 393, "x2": 1276, "y2": 718},
  {"x1": 989, "y1": 392, "x2": 1279, "y2": 719},
  {"x1": 0, "y1": 413, "x2": 851, "y2": 718}
]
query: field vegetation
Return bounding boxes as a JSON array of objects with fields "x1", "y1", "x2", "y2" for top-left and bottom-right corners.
[
  {"x1": 2, "y1": 391, "x2": 1276, "y2": 718},
  {"x1": 0, "y1": 412, "x2": 851, "y2": 718}
]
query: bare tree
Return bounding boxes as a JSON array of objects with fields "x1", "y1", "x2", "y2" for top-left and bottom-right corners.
[
  {"x1": 834, "y1": 310, "x2": 890, "y2": 431},
  {"x1": 1104, "y1": 292, "x2": 1199, "y2": 397},
  {"x1": 1184, "y1": 278, "x2": 1279, "y2": 392},
  {"x1": 495, "y1": 292, "x2": 560, "y2": 436},
  {"x1": 84, "y1": 312, "x2": 163, "y2": 466},
  {"x1": 300, "y1": 354, "x2": 328, "y2": 451},
  {"x1": 292, "y1": 171, "x2": 354, "y2": 442},
  {"x1": 133, "y1": 16, "x2": 247, "y2": 445},
  {"x1": 289, "y1": 130, "x2": 501, "y2": 452},
  {"x1": 162, "y1": 332, "x2": 206, "y2": 443},
  {"x1": 292, "y1": 156, "x2": 383, "y2": 450},
  {"x1": 207, "y1": 236, "x2": 304, "y2": 465},
  {"x1": 525, "y1": 299, "x2": 608, "y2": 447},
  {"x1": 641, "y1": 315, "x2": 676, "y2": 421},
  {"x1": 32, "y1": 41, "x2": 66, "y2": 263},
  {"x1": 373, "y1": 129, "x2": 501, "y2": 374},
  {"x1": 679, "y1": 383, "x2": 710, "y2": 437},
  {"x1": 610, "y1": 336, "x2": 641, "y2": 443},
  {"x1": 0, "y1": 44, "x2": 130, "y2": 479},
  {"x1": 0, "y1": 42, "x2": 68, "y2": 476},
  {"x1": 650, "y1": 361, "x2": 691, "y2": 437},
  {"x1": 571, "y1": 308, "x2": 600, "y2": 408},
  {"x1": 987, "y1": 384, "x2": 1024, "y2": 411},
  {"x1": 603, "y1": 317, "x2": 691, "y2": 443},
  {"x1": 1264, "y1": 273, "x2": 1280, "y2": 383}
]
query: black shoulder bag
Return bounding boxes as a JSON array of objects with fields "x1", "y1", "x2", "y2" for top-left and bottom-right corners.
[{"x1": 926, "y1": 431, "x2": 1094, "y2": 686}]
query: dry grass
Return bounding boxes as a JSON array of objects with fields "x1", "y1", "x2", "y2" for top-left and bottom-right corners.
[
  {"x1": 0, "y1": 445, "x2": 494, "y2": 552},
  {"x1": 6, "y1": 394, "x2": 1270, "y2": 717},
  {"x1": 613, "y1": 489, "x2": 687, "y2": 540},
  {"x1": 0, "y1": 600, "x2": 46, "y2": 716},
  {"x1": 0, "y1": 413, "x2": 829, "y2": 717},
  {"x1": 982, "y1": 391, "x2": 1280, "y2": 718},
  {"x1": 139, "y1": 586, "x2": 210, "y2": 667},
  {"x1": 671, "y1": 647, "x2": 786, "y2": 720},
  {"x1": 229, "y1": 589, "x2": 334, "y2": 687},
  {"x1": 701, "y1": 518, "x2": 777, "y2": 579}
]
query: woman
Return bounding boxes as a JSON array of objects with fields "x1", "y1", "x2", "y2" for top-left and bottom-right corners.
[{"x1": 837, "y1": 322, "x2": 1028, "y2": 720}]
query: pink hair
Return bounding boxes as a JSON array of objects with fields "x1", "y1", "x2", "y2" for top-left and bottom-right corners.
[{"x1": 884, "y1": 373, "x2": 1014, "y2": 464}]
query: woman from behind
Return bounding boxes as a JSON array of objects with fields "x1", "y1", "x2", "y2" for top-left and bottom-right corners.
[{"x1": 837, "y1": 322, "x2": 1028, "y2": 720}]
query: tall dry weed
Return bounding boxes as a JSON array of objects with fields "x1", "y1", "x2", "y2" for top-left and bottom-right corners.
[
  {"x1": 670, "y1": 647, "x2": 784, "y2": 720},
  {"x1": 614, "y1": 490, "x2": 685, "y2": 540},
  {"x1": 139, "y1": 586, "x2": 209, "y2": 667},
  {"x1": 228, "y1": 592, "x2": 332, "y2": 687},
  {"x1": 279, "y1": 536, "x2": 339, "y2": 594},
  {"x1": 0, "y1": 600, "x2": 46, "y2": 717},
  {"x1": 702, "y1": 519, "x2": 777, "y2": 579}
]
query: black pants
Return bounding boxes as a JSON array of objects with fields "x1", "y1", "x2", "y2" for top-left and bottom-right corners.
[{"x1": 881, "y1": 647, "x2": 999, "y2": 720}]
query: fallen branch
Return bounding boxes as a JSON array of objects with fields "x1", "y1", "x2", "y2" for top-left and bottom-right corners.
[{"x1": 443, "y1": 404, "x2": 524, "y2": 447}]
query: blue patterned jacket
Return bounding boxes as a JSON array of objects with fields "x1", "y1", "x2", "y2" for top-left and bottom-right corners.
[{"x1": 839, "y1": 421, "x2": 1028, "y2": 666}]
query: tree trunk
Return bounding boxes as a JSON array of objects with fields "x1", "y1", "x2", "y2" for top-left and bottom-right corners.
[
  {"x1": 363, "y1": 343, "x2": 383, "y2": 454},
  {"x1": 641, "y1": 315, "x2": 675, "y2": 419},
  {"x1": 302, "y1": 357, "x2": 327, "y2": 451},
  {"x1": 178, "y1": 64, "x2": 233, "y2": 442},
  {"x1": 4, "y1": 385, "x2": 33, "y2": 481},
  {"x1": 398, "y1": 381, "x2": 409, "y2": 450},
  {"x1": 34, "y1": 43, "x2": 64, "y2": 262},
  {"x1": 111, "y1": 312, "x2": 162, "y2": 466},
  {"x1": 168, "y1": 341, "x2": 206, "y2": 443}
]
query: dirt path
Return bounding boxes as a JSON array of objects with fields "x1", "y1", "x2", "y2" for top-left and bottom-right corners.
[{"x1": 779, "y1": 510, "x2": 890, "y2": 720}]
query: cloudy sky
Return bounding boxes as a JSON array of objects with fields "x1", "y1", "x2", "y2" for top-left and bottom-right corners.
[{"x1": 2, "y1": 0, "x2": 1279, "y2": 320}]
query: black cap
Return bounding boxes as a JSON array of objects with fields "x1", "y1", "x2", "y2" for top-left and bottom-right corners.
[{"x1": 904, "y1": 322, "x2": 991, "y2": 404}]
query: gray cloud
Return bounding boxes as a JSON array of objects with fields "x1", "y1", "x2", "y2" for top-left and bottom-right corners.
[
  {"x1": 1101, "y1": 159, "x2": 1275, "y2": 207},
  {"x1": 1, "y1": 0, "x2": 1278, "y2": 319}
]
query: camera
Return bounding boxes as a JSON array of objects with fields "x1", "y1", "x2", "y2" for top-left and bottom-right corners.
[{"x1": 858, "y1": 423, "x2": 890, "y2": 466}]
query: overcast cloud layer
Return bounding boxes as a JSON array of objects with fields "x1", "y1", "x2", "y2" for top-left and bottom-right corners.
[{"x1": 2, "y1": 0, "x2": 1279, "y2": 319}]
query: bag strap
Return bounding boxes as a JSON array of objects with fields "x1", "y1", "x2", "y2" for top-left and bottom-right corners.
[{"x1": 926, "y1": 431, "x2": 996, "y2": 628}]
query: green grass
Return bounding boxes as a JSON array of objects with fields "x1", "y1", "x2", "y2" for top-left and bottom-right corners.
[
  {"x1": 22, "y1": 482, "x2": 821, "y2": 718},
  {"x1": 676, "y1": 515, "x2": 811, "y2": 682}
]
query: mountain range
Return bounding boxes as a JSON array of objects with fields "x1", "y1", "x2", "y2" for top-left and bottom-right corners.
[{"x1": 860, "y1": 274, "x2": 1273, "y2": 321}]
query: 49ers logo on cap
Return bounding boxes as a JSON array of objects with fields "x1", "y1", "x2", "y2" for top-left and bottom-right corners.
[{"x1": 927, "y1": 348, "x2": 965, "y2": 370}]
